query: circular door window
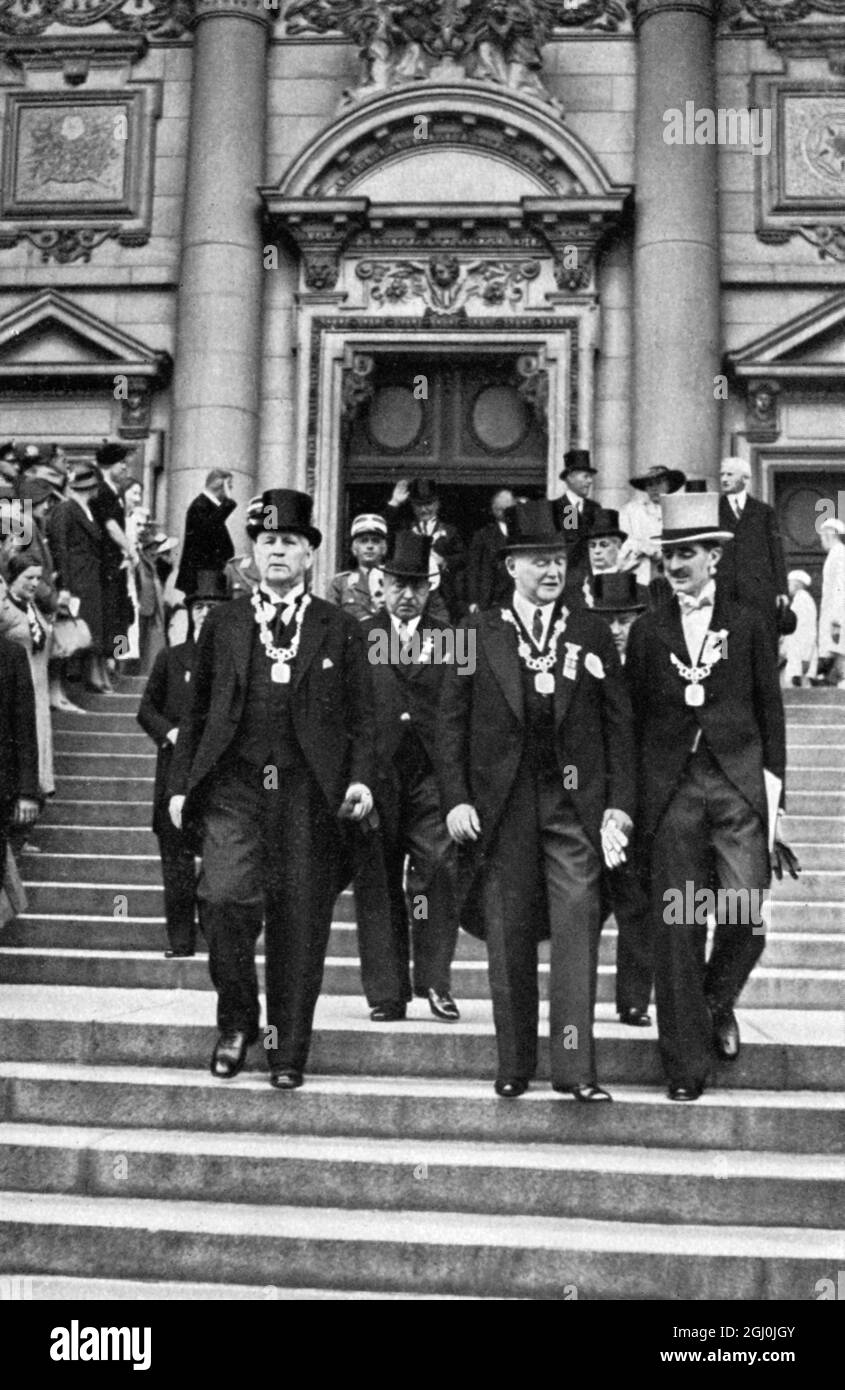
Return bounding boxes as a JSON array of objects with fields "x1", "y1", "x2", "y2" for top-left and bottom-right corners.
[
  {"x1": 367, "y1": 386, "x2": 425, "y2": 452},
  {"x1": 470, "y1": 385, "x2": 530, "y2": 454}
]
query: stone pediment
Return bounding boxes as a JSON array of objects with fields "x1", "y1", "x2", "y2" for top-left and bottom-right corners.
[
  {"x1": 0, "y1": 290, "x2": 171, "y2": 381},
  {"x1": 727, "y1": 289, "x2": 845, "y2": 381}
]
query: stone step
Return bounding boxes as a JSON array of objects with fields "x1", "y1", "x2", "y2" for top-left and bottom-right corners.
[
  {"x1": 51, "y1": 712, "x2": 142, "y2": 735},
  {"x1": 784, "y1": 770, "x2": 845, "y2": 791},
  {"x1": 27, "y1": 826, "x2": 158, "y2": 855},
  {"x1": 55, "y1": 753, "x2": 155, "y2": 777},
  {"x1": 761, "y1": 870, "x2": 845, "y2": 899},
  {"x1": 40, "y1": 800, "x2": 151, "y2": 828},
  {"x1": 8, "y1": 916, "x2": 840, "y2": 969},
  {"x1": 787, "y1": 792, "x2": 845, "y2": 816},
  {"x1": 70, "y1": 692, "x2": 141, "y2": 712},
  {"x1": 4, "y1": 1063, "x2": 841, "y2": 1156},
  {"x1": 21, "y1": 854, "x2": 163, "y2": 885},
  {"x1": 2, "y1": 949, "x2": 840, "y2": 1011},
  {"x1": 1, "y1": 1122, "x2": 840, "y2": 1228},
  {"x1": 0, "y1": 1190, "x2": 838, "y2": 1299},
  {"x1": 0, "y1": 989, "x2": 839, "y2": 1090},
  {"x1": 780, "y1": 815, "x2": 845, "y2": 845},
  {"x1": 53, "y1": 776, "x2": 153, "y2": 801},
  {"x1": 0, "y1": 1273, "x2": 468, "y2": 1301},
  {"x1": 784, "y1": 747, "x2": 845, "y2": 769},
  {"x1": 788, "y1": 724, "x2": 845, "y2": 745},
  {"x1": 56, "y1": 732, "x2": 152, "y2": 754}
]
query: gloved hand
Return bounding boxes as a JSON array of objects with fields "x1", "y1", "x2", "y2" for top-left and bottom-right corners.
[{"x1": 771, "y1": 839, "x2": 801, "y2": 880}]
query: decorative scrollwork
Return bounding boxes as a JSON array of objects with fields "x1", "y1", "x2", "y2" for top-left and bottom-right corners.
[
  {"x1": 0, "y1": 0, "x2": 194, "y2": 38},
  {"x1": 796, "y1": 222, "x2": 845, "y2": 259},
  {"x1": 356, "y1": 254, "x2": 541, "y2": 314},
  {"x1": 0, "y1": 226, "x2": 114, "y2": 263},
  {"x1": 721, "y1": 0, "x2": 845, "y2": 29}
]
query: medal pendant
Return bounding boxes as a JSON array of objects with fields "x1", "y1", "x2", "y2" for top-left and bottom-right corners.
[
  {"x1": 271, "y1": 662, "x2": 291, "y2": 685},
  {"x1": 535, "y1": 671, "x2": 555, "y2": 696},
  {"x1": 685, "y1": 682, "x2": 704, "y2": 707}
]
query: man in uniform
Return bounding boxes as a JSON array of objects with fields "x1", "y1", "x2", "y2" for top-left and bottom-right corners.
[
  {"x1": 625, "y1": 490, "x2": 786, "y2": 1101},
  {"x1": 356, "y1": 531, "x2": 460, "y2": 1023},
  {"x1": 329, "y1": 512, "x2": 388, "y2": 620},
  {"x1": 168, "y1": 488, "x2": 375, "y2": 1090},
  {"x1": 437, "y1": 500, "x2": 635, "y2": 1101}
]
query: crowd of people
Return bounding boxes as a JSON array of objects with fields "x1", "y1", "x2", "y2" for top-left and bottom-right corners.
[{"x1": 0, "y1": 443, "x2": 835, "y2": 1103}]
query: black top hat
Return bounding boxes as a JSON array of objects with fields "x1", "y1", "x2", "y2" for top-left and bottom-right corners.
[
  {"x1": 630, "y1": 465, "x2": 687, "y2": 494},
  {"x1": 559, "y1": 449, "x2": 597, "y2": 479},
  {"x1": 245, "y1": 488, "x2": 322, "y2": 548},
  {"x1": 186, "y1": 569, "x2": 230, "y2": 605},
  {"x1": 502, "y1": 499, "x2": 569, "y2": 552},
  {"x1": 408, "y1": 477, "x2": 439, "y2": 505},
  {"x1": 96, "y1": 442, "x2": 131, "y2": 469},
  {"x1": 382, "y1": 531, "x2": 432, "y2": 580},
  {"x1": 592, "y1": 572, "x2": 645, "y2": 613},
  {"x1": 586, "y1": 507, "x2": 628, "y2": 543}
]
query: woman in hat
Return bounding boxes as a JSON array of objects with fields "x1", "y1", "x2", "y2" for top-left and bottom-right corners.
[
  {"x1": 47, "y1": 463, "x2": 108, "y2": 692},
  {"x1": 818, "y1": 518, "x2": 845, "y2": 686},
  {"x1": 138, "y1": 572, "x2": 229, "y2": 957},
  {"x1": 618, "y1": 465, "x2": 687, "y2": 589},
  {"x1": 0, "y1": 555, "x2": 54, "y2": 798}
]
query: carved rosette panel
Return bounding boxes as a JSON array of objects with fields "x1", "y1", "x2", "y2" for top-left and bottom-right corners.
[
  {"x1": 355, "y1": 255, "x2": 541, "y2": 315},
  {"x1": 754, "y1": 77, "x2": 845, "y2": 262}
]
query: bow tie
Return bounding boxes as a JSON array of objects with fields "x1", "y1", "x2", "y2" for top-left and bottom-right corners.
[{"x1": 678, "y1": 594, "x2": 713, "y2": 615}]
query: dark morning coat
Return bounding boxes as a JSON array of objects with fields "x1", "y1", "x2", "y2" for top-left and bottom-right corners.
[
  {"x1": 361, "y1": 610, "x2": 452, "y2": 838},
  {"x1": 137, "y1": 640, "x2": 197, "y2": 834},
  {"x1": 717, "y1": 494, "x2": 788, "y2": 645},
  {"x1": 167, "y1": 594, "x2": 374, "y2": 827},
  {"x1": 551, "y1": 493, "x2": 601, "y2": 600},
  {"x1": 435, "y1": 603, "x2": 636, "y2": 937},
  {"x1": 624, "y1": 589, "x2": 786, "y2": 858},
  {"x1": 47, "y1": 497, "x2": 105, "y2": 650},
  {"x1": 466, "y1": 521, "x2": 512, "y2": 610},
  {"x1": 176, "y1": 493, "x2": 237, "y2": 597},
  {"x1": 0, "y1": 633, "x2": 39, "y2": 806}
]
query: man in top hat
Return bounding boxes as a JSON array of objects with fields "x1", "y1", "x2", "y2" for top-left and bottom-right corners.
[
  {"x1": 176, "y1": 469, "x2": 237, "y2": 599},
  {"x1": 90, "y1": 441, "x2": 135, "y2": 678},
  {"x1": 625, "y1": 490, "x2": 785, "y2": 1100},
  {"x1": 386, "y1": 477, "x2": 466, "y2": 621},
  {"x1": 138, "y1": 571, "x2": 229, "y2": 958},
  {"x1": 581, "y1": 508, "x2": 649, "y2": 611},
  {"x1": 717, "y1": 457, "x2": 789, "y2": 651},
  {"x1": 551, "y1": 449, "x2": 600, "y2": 601},
  {"x1": 619, "y1": 465, "x2": 687, "y2": 589},
  {"x1": 168, "y1": 488, "x2": 375, "y2": 1090},
  {"x1": 355, "y1": 530, "x2": 461, "y2": 1023},
  {"x1": 437, "y1": 499, "x2": 635, "y2": 1101},
  {"x1": 329, "y1": 512, "x2": 388, "y2": 621},
  {"x1": 592, "y1": 573, "x2": 653, "y2": 1026},
  {"x1": 467, "y1": 487, "x2": 516, "y2": 613}
]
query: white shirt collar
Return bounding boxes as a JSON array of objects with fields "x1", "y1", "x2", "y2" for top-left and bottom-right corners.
[
  {"x1": 390, "y1": 613, "x2": 422, "y2": 640},
  {"x1": 678, "y1": 579, "x2": 716, "y2": 661},
  {"x1": 731, "y1": 488, "x2": 748, "y2": 514},
  {"x1": 260, "y1": 581, "x2": 305, "y2": 617},
  {"x1": 203, "y1": 489, "x2": 221, "y2": 507},
  {"x1": 562, "y1": 485, "x2": 584, "y2": 511},
  {"x1": 512, "y1": 590, "x2": 555, "y2": 648}
]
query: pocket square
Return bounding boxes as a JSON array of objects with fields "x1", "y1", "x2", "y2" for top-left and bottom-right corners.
[
  {"x1": 322, "y1": 657, "x2": 334, "y2": 669},
  {"x1": 585, "y1": 652, "x2": 605, "y2": 680}
]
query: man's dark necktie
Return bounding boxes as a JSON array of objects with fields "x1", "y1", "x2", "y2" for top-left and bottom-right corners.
[{"x1": 532, "y1": 607, "x2": 544, "y2": 647}]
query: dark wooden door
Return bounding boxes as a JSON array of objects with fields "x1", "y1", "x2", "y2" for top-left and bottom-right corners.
[
  {"x1": 343, "y1": 353, "x2": 547, "y2": 554},
  {"x1": 773, "y1": 468, "x2": 845, "y2": 602}
]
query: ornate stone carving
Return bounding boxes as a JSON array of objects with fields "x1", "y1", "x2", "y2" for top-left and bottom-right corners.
[
  {"x1": 356, "y1": 254, "x2": 541, "y2": 314},
  {"x1": 745, "y1": 378, "x2": 780, "y2": 441},
  {"x1": 796, "y1": 222, "x2": 845, "y2": 258},
  {"x1": 514, "y1": 350, "x2": 548, "y2": 428},
  {"x1": 722, "y1": 0, "x2": 845, "y2": 30},
  {"x1": 283, "y1": 0, "x2": 591, "y2": 109},
  {"x1": 340, "y1": 351, "x2": 376, "y2": 442},
  {"x1": 274, "y1": 200, "x2": 369, "y2": 291},
  {"x1": 119, "y1": 376, "x2": 153, "y2": 438},
  {"x1": 0, "y1": 225, "x2": 112, "y2": 262},
  {"x1": 753, "y1": 77, "x2": 845, "y2": 263},
  {"x1": 0, "y1": 0, "x2": 194, "y2": 37}
]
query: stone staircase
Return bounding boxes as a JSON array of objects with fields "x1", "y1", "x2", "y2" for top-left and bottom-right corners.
[{"x1": 0, "y1": 678, "x2": 842, "y2": 1300}]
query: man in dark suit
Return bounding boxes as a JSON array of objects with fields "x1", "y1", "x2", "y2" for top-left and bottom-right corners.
[
  {"x1": 625, "y1": 490, "x2": 786, "y2": 1101},
  {"x1": 175, "y1": 469, "x2": 237, "y2": 598},
  {"x1": 0, "y1": 631, "x2": 39, "y2": 881},
  {"x1": 385, "y1": 477, "x2": 466, "y2": 621},
  {"x1": 717, "y1": 457, "x2": 789, "y2": 650},
  {"x1": 437, "y1": 500, "x2": 635, "y2": 1101},
  {"x1": 356, "y1": 531, "x2": 460, "y2": 1023},
  {"x1": 90, "y1": 442, "x2": 134, "y2": 675},
  {"x1": 168, "y1": 489, "x2": 374, "y2": 1090},
  {"x1": 551, "y1": 449, "x2": 601, "y2": 603},
  {"x1": 137, "y1": 572, "x2": 229, "y2": 957},
  {"x1": 467, "y1": 487, "x2": 515, "y2": 613}
]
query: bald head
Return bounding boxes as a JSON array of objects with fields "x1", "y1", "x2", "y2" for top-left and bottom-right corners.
[{"x1": 720, "y1": 457, "x2": 751, "y2": 495}]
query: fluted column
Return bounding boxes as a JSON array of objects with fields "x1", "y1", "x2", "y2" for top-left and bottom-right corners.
[
  {"x1": 167, "y1": 0, "x2": 273, "y2": 544},
  {"x1": 633, "y1": 0, "x2": 721, "y2": 485}
]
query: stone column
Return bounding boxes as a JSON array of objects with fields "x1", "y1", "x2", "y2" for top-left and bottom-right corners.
[
  {"x1": 633, "y1": 0, "x2": 721, "y2": 486},
  {"x1": 167, "y1": 0, "x2": 273, "y2": 547},
  {"x1": 594, "y1": 231, "x2": 633, "y2": 511}
]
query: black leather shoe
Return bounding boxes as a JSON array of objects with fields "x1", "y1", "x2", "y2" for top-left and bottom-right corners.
[
  {"x1": 210, "y1": 1031, "x2": 249, "y2": 1079},
  {"x1": 164, "y1": 949, "x2": 195, "y2": 958},
  {"x1": 269, "y1": 1070, "x2": 303, "y2": 1090},
  {"x1": 370, "y1": 1001, "x2": 407, "y2": 1023},
  {"x1": 668, "y1": 1083, "x2": 704, "y2": 1102},
  {"x1": 494, "y1": 1078, "x2": 529, "y2": 1098},
  {"x1": 426, "y1": 988, "x2": 460, "y2": 1021},
  {"x1": 618, "y1": 1006, "x2": 651, "y2": 1027},
  {"x1": 568, "y1": 1084, "x2": 613, "y2": 1103},
  {"x1": 712, "y1": 1008, "x2": 740, "y2": 1061}
]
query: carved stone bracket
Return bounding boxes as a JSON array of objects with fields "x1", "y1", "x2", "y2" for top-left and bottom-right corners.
[
  {"x1": 523, "y1": 202, "x2": 616, "y2": 293},
  {"x1": 340, "y1": 350, "x2": 376, "y2": 446},
  {"x1": 270, "y1": 197, "x2": 369, "y2": 291},
  {"x1": 745, "y1": 377, "x2": 780, "y2": 441},
  {"x1": 514, "y1": 350, "x2": 549, "y2": 429}
]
